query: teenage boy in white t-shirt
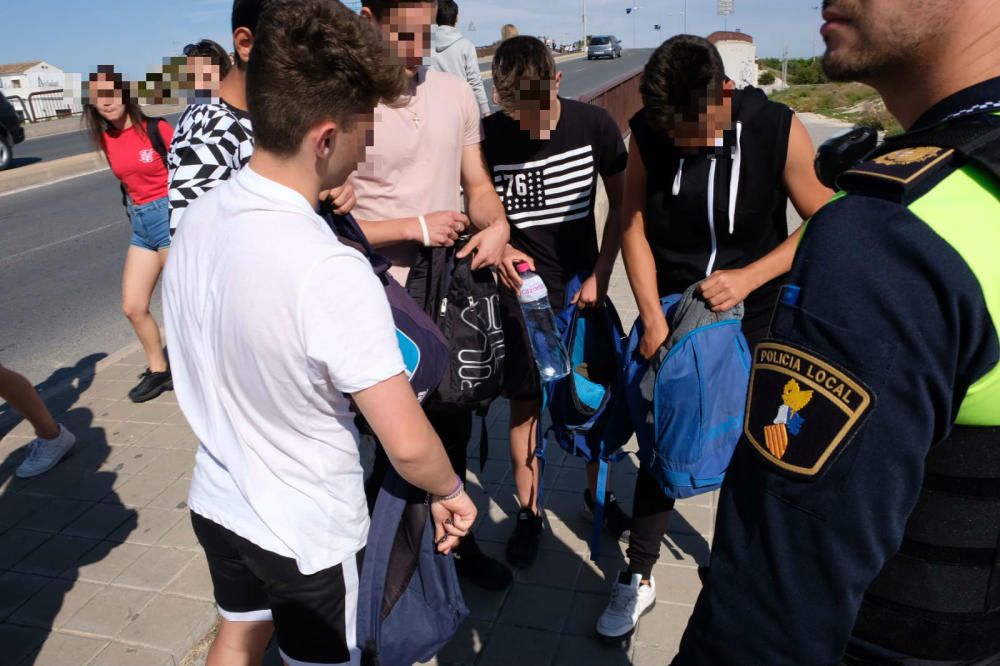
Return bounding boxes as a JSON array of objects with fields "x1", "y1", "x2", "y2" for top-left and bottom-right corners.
[{"x1": 163, "y1": 3, "x2": 476, "y2": 665}]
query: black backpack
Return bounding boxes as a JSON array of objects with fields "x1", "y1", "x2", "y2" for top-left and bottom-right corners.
[
  {"x1": 120, "y1": 117, "x2": 169, "y2": 209},
  {"x1": 406, "y1": 239, "x2": 505, "y2": 467}
]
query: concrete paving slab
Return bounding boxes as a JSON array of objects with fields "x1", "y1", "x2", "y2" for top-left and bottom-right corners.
[
  {"x1": 0, "y1": 571, "x2": 51, "y2": 622},
  {"x1": 0, "y1": 623, "x2": 48, "y2": 666},
  {"x1": 70, "y1": 542, "x2": 149, "y2": 585},
  {"x1": 116, "y1": 594, "x2": 217, "y2": 660},
  {"x1": 112, "y1": 546, "x2": 195, "y2": 592},
  {"x1": 87, "y1": 642, "x2": 175, "y2": 666},
  {"x1": 108, "y1": 507, "x2": 184, "y2": 546},
  {"x1": 8, "y1": 578, "x2": 103, "y2": 630},
  {"x1": 478, "y1": 624, "x2": 562, "y2": 666},
  {"x1": 495, "y1": 584, "x2": 574, "y2": 633},
  {"x1": 11, "y1": 534, "x2": 102, "y2": 577},
  {"x1": 27, "y1": 630, "x2": 108, "y2": 666},
  {"x1": 63, "y1": 585, "x2": 155, "y2": 637}
]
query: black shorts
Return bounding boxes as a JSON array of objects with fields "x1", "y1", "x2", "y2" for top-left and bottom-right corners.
[
  {"x1": 499, "y1": 279, "x2": 568, "y2": 402},
  {"x1": 191, "y1": 512, "x2": 363, "y2": 666}
]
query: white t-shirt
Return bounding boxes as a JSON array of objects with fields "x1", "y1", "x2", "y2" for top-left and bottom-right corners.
[{"x1": 163, "y1": 166, "x2": 405, "y2": 575}]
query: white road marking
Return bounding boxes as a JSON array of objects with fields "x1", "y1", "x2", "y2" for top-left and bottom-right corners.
[{"x1": 0, "y1": 219, "x2": 121, "y2": 265}]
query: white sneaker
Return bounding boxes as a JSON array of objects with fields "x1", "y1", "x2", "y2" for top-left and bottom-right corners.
[
  {"x1": 596, "y1": 572, "x2": 656, "y2": 640},
  {"x1": 15, "y1": 425, "x2": 76, "y2": 478}
]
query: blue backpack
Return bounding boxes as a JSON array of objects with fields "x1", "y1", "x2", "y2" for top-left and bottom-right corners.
[
  {"x1": 540, "y1": 295, "x2": 633, "y2": 559},
  {"x1": 358, "y1": 468, "x2": 468, "y2": 666},
  {"x1": 322, "y1": 210, "x2": 448, "y2": 406},
  {"x1": 624, "y1": 294, "x2": 752, "y2": 499}
]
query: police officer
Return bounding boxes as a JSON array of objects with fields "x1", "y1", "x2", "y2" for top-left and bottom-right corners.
[{"x1": 672, "y1": 0, "x2": 1000, "y2": 664}]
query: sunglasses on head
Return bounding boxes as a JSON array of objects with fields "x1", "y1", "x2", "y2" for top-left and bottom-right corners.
[{"x1": 183, "y1": 41, "x2": 214, "y2": 57}]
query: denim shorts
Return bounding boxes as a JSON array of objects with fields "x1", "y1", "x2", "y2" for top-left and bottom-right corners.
[{"x1": 127, "y1": 196, "x2": 171, "y2": 252}]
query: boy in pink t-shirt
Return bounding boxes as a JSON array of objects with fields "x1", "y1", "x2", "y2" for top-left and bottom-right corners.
[{"x1": 355, "y1": 0, "x2": 513, "y2": 591}]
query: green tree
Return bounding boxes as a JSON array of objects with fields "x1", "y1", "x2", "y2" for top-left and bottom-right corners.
[{"x1": 758, "y1": 71, "x2": 776, "y2": 86}]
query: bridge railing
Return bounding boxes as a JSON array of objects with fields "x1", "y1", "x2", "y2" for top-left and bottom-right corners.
[{"x1": 578, "y1": 66, "x2": 644, "y2": 136}]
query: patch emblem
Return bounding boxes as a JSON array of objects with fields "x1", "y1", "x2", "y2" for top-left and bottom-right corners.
[
  {"x1": 873, "y1": 146, "x2": 944, "y2": 166},
  {"x1": 745, "y1": 342, "x2": 873, "y2": 477},
  {"x1": 842, "y1": 146, "x2": 954, "y2": 186}
]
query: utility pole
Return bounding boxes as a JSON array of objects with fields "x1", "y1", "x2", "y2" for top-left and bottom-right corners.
[
  {"x1": 782, "y1": 45, "x2": 789, "y2": 87},
  {"x1": 582, "y1": 0, "x2": 587, "y2": 51},
  {"x1": 683, "y1": 0, "x2": 688, "y2": 32}
]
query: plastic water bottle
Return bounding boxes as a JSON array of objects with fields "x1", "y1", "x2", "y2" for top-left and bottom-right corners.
[{"x1": 516, "y1": 262, "x2": 571, "y2": 382}]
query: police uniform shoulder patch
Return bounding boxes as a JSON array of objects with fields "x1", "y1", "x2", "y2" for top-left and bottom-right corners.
[
  {"x1": 744, "y1": 342, "x2": 874, "y2": 477},
  {"x1": 838, "y1": 146, "x2": 956, "y2": 199}
]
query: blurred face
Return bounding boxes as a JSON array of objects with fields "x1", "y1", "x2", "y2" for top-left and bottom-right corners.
[
  {"x1": 322, "y1": 113, "x2": 376, "y2": 189},
  {"x1": 667, "y1": 83, "x2": 734, "y2": 149},
  {"x1": 821, "y1": 0, "x2": 953, "y2": 82},
  {"x1": 502, "y1": 72, "x2": 562, "y2": 140},
  {"x1": 186, "y1": 56, "x2": 222, "y2": 96},
  {"x1": 363, "y1": 3, "x2": 436, "y2": 75},
  {"x1": 88, "y1": 76, "x2": 127, "y2": 124}
]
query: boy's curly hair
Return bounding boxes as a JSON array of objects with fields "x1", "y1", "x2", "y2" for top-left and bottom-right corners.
[{"x1": 640, "y1": 35, "x2": 726, "y2": 136}]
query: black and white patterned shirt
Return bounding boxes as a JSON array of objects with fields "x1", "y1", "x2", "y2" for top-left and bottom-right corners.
[{"x1": 167, "y1": 101, "x2": 255, "y2": 234}]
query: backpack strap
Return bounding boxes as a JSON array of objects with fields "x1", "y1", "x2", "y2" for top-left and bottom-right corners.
[
  {"x1": 358, "y1": 468, "x2": 417, "y2": 661},
  {"x1": 145, "y1": 117, "x2": 170, "y2": 170}
]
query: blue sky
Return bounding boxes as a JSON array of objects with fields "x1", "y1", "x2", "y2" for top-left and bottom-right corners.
[{"x1": 4, "y1": 0, "x2": 824, "y2": 80}]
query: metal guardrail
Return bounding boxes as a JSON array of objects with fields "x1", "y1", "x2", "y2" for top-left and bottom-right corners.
[
  {"x1": 5, "y1": 94, "x2": 31, "y2": 123},
  {"x1": 24, "y1": 89, "x2": 83, "y2": 123},
  {"x1": 578, "y1": 67, "x2": 644, "y2": 136}
]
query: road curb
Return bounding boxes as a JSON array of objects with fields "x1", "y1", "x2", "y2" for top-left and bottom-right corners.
[{"x1": 0, "y1": 151, "x2": 108, "y2": 197}]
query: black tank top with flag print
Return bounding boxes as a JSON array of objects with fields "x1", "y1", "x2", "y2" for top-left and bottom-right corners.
[{"x1": 629, "y1": 87, "x2": 793, "y2": 338}]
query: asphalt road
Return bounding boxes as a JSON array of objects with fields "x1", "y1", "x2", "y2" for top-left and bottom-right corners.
[
  {"x1": 0, "y1": 54, "x2": 845, "y2": 391},
  {"x1": 13, "y1": 113, "x2": 183, "y2": 167}
]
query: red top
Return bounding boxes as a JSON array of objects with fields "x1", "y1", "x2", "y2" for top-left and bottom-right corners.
[{"x1": 102, "y1": 119, "x2": 174, "y2": 205}]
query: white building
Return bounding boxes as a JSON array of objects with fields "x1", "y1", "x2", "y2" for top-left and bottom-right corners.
[
  {"x1": 0, "y1": 61, "x2": 66, "y2": 91},
  {"x1": 707, "y1": 31, "x2": 759, "y2": 90},
  {"x1": 0, "y1": 61, "x2": 82, "y2": 122}
]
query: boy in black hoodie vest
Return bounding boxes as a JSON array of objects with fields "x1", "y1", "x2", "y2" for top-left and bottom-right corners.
[{"x1": 596, "y1": 35, "x2": 832, "y2": 642}]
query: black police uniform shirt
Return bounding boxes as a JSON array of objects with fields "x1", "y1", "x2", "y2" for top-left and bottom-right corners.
[
  {"x1": 672, "y1": 79, "x2": 1000, "y2": 665},
  {"x1": 628, "y1": 87, "x2": 793, "y2": 344},
  {"x1": 482, "y1": 97, "x2": 628, "y2": 301}
]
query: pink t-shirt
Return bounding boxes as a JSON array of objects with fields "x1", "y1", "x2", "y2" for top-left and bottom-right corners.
[{"x1": 350, "y1": 68, "x2": 482, "y2": 283}]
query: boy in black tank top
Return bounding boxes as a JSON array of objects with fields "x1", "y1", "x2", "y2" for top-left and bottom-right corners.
[
  {"x1": 482, "y1": 37, "x2": 630, "y2": 569},
  {"x1": 595, "y1": 35, "x2": 832, "y2": 642}
]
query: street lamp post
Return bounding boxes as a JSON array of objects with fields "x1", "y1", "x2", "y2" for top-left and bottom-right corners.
[{"x1": 582, "y1": 0, "x2": 587, "y2": 52}]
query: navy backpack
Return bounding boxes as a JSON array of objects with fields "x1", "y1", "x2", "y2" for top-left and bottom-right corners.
[
  {"x1": 359, "y1": 468, "x2": 468, "y2": 666},
  {"x1": 322, "y1": 210, "x2": 449, "y2": 407},
  {"x1": 624, "y1": 293, "x2": 752, "y2": 499},
  {"x1": 539, "y1": 287, "x2": 633, "y2": 559}
]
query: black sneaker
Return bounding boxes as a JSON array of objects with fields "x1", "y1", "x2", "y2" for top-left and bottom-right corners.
[
  {"x1": 455, "y1": 534, "x2": 513, "y2": 590},
  {"x1": 127, "y1": 368, "x2": 173, "y2": 403},
  {"x1": 505, "y1": 508, "x2": 543, "y2": 568},
  {"x1": 583, "y1": 488, "x2": 632, "y2": 543}
]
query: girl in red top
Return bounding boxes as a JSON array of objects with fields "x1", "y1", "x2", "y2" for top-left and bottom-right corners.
[{"x1": 85, "y1": 67, "x2": 174, "y2": 403}]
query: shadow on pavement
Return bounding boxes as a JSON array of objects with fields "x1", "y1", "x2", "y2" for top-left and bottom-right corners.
[
  {"x1": 0, "y1": 353, "x2": 106, "y2": 438},
  {"x1": 0, "y1": 353, "x2": 135, "y2": 666}
]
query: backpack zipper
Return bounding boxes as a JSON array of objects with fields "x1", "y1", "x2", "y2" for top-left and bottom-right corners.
[{"x1": 439, "y1": 297, "x2": 448, "y2": 319}]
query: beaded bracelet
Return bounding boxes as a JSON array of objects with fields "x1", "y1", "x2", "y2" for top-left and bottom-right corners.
[{"x1": 429, "y1": 476, "x2": 464, "y2": 503}]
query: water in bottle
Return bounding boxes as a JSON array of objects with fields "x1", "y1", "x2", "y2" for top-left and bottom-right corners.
[{"x1": 516, "y1": 262, "x2": 571, "y2": 381}]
